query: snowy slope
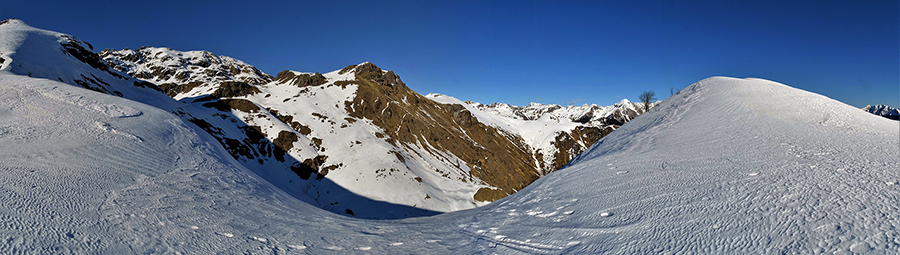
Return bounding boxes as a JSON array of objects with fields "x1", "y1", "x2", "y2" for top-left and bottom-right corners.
[
  {"x1": 2, "y1": 72, "x2": 898, "y2": 253},
  {"x1": 0, "y1": 19, "x2": 174, "y2": 109},
  {"x1": 0, "y1": 73, "x2": 434, "y2": 253}
]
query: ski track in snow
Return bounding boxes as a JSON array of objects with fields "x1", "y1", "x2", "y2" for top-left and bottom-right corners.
[{"x1": 1, "y1": 70, "x2": 899, "y2": 254}]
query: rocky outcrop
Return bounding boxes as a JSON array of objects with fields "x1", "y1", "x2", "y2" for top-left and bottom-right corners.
[
  {"x1": 275, "y1": 70, "x2": 327, "y2": 87},
  {"x1": 549, "y1": 126, "x2": 615, "y2": 170}
]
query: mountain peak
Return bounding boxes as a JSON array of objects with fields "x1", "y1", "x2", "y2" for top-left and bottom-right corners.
[
  {"x1": 0, "y1": 18, "x2": 25, "y2": 26},
  {"x1": 862, "y1": 104, "x2": 900, "y2": 120},
  {"x1": 338, "y1": 61, "x2": 406, "y2": 88}
]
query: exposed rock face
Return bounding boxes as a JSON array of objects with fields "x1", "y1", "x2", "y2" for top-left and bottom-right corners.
[
  {"x1": 210, "y1": 81, "x2": 261, "y2": 98},
  {"x1": 550, "y1": 126, "x2": 616, "y2": 170},
  {"x1": 275, "y1": 70, "x2": 326, "y2": 87}
]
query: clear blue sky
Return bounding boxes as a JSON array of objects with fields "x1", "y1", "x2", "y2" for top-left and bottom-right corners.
[{"x1": 3, "y1": 0, "x2": 898, "y2": 108}]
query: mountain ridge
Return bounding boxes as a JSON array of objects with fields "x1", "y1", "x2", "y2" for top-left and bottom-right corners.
[
  {"x1": 862, "y1": 104, "x2": 900, "y2": 120},
  {"x1": 2, "y1": 18, "x2": 650, "y2": 219}
]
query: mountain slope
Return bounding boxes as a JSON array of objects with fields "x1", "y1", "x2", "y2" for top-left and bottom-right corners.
[
  {"x1": 100, "y1": 43, "x2": 650, "y2": 217},
  {"x1": 0, "y1": 19, "x2": 173, "y2": 109},
  {"x1": 428, "y1": 94, "x2": 654, "y2": 174},
  {"x1": 3, "y1": 72, "x2": 897, "y2": 253},
  {"x1": 3, "y1": 19, "x2": 531, "y2": 218},
  {"x1": 100, "y1": 45, "x2": 543, "y2": 217}
]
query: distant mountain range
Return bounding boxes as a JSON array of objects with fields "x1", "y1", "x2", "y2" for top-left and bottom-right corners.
[
  {"x1": 1, "y1": 19, "x2": 651, "y2": 219},
  {"x1": 862, "y1": 105, "x2": 899, "y2": 120}
]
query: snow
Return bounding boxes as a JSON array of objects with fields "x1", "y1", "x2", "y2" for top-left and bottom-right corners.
[{"x1": 2, "y1": 71, "x2": 897, "y2": 253}]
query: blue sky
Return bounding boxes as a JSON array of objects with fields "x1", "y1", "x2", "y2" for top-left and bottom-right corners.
[{"x1": 3, "y1": 0, "x2": 898, "y2": 107}]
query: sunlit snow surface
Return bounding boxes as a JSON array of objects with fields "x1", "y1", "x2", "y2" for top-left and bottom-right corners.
[{"x1": 1, "y1": 74, "x2": 898, "y2": 253}]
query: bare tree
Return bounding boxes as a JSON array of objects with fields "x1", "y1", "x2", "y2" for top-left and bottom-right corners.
[{"x1": 639, "y1": 90, "x2": 656, "y2": 112}]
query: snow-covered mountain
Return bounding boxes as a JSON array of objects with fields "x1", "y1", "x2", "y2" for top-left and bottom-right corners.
[
  {"x1": 99, "y1": 45, "x2": 651, "y2": 217},
  {"x1": 2, "y1": 19, "x2": 643, "y2": 219},
  {"x1": 863, "y1": 104, "x2": 900, "y2": 120},
  {"x1": 96, "y1": 55, "x2": 533, "y2": 217},
  {"x1": 4, "y1": 56, "x2": 897, "y2": 254}
]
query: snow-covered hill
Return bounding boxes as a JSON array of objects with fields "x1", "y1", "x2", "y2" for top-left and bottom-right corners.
[
  {"x1": 4, "y1": 66, "x2": 897, "y2": 253},
  {"x1": 863, "y1": 104, "x2": 900, "y2": 120}
]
